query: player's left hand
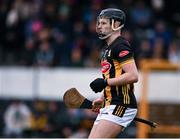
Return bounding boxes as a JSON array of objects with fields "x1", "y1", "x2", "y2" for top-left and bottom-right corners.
[{"x1": 90, "y1": 78, "x2": 108, "y2": 93}]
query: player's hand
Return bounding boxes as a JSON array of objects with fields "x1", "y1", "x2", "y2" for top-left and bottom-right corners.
[
  {"x1": 90, "y1": 78, "x2": 108, "y2": 93},
  {"x1": 92, "y1": 98, "x2": 104, "y2": 113}
]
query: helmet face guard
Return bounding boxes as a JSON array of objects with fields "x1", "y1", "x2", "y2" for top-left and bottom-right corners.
[
  {"x1": 96, "y1": 8, "x2": 126, "y2": 40},
  {"x1": 96, "y1": 17, "x2": 113, "y2": 40}
]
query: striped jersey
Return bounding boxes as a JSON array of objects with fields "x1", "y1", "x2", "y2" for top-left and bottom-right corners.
[{"x1": 101, "y1": 36, "x2": 137, "y2": 108}]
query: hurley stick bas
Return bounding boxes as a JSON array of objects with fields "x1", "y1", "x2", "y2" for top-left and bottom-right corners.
[{"x1": 63, "y1": 88, "x2": 157, "y2": 128}]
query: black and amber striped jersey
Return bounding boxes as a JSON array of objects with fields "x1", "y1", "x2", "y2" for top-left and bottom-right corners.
[{"x1": 101, "y1": 36, "x2": 137, "y2": 108}]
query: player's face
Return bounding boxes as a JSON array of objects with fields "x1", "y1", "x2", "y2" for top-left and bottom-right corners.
[{"x1": 96, "y1": 17, "x2": 112, "y2": 39}]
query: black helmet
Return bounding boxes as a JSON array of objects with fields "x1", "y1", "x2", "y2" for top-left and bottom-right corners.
[
  {"x1": 96, "y1": 8, "x2": 126, "y2": 39},
  {"x1": 98, "y1": 8, "x2": 126, "y2": 26}
]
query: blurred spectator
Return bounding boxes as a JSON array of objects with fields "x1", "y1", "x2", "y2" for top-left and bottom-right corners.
[
  {"x1": 3, "y1": 100, "x2": 31, "y2": 138},
  {"x1": 42, "y1": 2, "x2": 57, "y2": 27},
  {"x1": 73, "y1": 20, "x2": 85, "y2": 38},
  {"x1": 130, "y1": 0, "x2": 153, "y2": 28},
  {"x1": 25, "y1": 18, "x2": 44, "y2": 39},
  {"x1": 4, "y1": 0, "x2": 25, "y2": 65},
  {"x1": 151, "y1": 20, "x2": 172, "y2": 48},
  {"x1": 122, "y1": 29, "x2": 134, "y2": 43},
  {"x1": 6, "y1": 2, "x2": 19, "y2": 27},
  {"x1": 35, "y1": 28, "x2": 55, "y2": 67},
  {"x1": 66, "y1": 109, "x2": 83, "y2": 128},
  {"x1": 84, "y1": 18, "x2": 101, "y2": 67},
  {"x1": 151, "y1": 0, "x2": 165, "y2": 18},
  {"x1": 137, "y1": 39, "x2": 153, "y2": 63},
  {"x1": 35, "y1": 41, "x2": 54, "y2": 67},
  {"x1": 45, "y1": 101, "x2": 64, "y2": 137},
  {"x1": 52, "y1": 4, "x2": 72, "y2": 66},
  {"x1": 119, "y1": 0, "x2": 133, "y2": 27},
  {"x1": 84, "y1": 47, "x2": 101, "y2": 67},
  {"x1": 19, "y1": 38, "x2": 36, "y2": 66},
  {"x1": 71, "y1": 47, "x2": 84, "y2": 67},
  {"x1": 82, "y1": 0, "x2": 102, "y2": 24},
  {"x1": 30, "y1": 100, "x2": 48, "y2": 137},
  {"x1": 152, "y1": 38, "x2": 165, "y2": 59},
  {"x1": 168, "y1": 40, "x2": 180, "y2": 64}
]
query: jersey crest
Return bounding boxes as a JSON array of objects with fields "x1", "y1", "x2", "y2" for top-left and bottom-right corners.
[{"x1": 101, "y1": 61, "x2": 111, "y2": 73}]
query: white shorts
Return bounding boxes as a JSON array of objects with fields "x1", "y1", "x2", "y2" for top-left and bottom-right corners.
[{"x1": 94, "y1": 105, "x2": 137, "y2": 128}]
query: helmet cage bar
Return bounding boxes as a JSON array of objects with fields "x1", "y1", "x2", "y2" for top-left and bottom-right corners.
[
  {"x1": 111, "y1": 19, "x2": 124, "y2": 31},
  {"x1": 96, "y1": 17, "x2": 123, "y2": 40}
]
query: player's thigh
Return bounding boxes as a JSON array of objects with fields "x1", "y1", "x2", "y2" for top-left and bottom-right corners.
[
  {"x1": 89, "y1": 119, "x2": 123, "y2": 138},
  {"x1": 88, "y1": 124, "x2": 98, "y2": 138}
]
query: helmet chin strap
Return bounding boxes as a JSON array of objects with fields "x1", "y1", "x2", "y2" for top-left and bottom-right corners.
[
  {"x1": 98, "y1": 19, "x2": 124, "y2": 40},
  {"x1": 98, "y1": 31, "x2": 113, "y2": 39}
]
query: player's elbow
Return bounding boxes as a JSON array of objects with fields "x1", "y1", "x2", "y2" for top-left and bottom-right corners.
[
  {"x1": 134, "y1": 75, "x2": 138, "y2": 83},
  {"x1": 131, "y1": 73, "x2": 138, "y2": 83}
]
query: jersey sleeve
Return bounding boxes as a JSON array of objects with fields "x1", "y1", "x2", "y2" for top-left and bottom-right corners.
[{"x1": 111, "y1": 40, "x2": 134, "y2": 66}]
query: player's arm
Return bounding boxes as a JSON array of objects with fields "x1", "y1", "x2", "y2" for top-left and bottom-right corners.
[
  {"x1": 108, "y1": 41, "x2": 138, "y2": 86},
  {"x1": 107, "y1": 60, "x2": 138, "y2": 86}
]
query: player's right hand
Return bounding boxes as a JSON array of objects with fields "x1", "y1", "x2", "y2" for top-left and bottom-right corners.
[{"x1": 92, "y1": 98, "x2": 104, "y2": 113}]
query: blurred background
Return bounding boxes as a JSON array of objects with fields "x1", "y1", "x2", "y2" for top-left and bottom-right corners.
[{"x1": 0, "y1": 0, "x2": 180, "y2": 138}]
